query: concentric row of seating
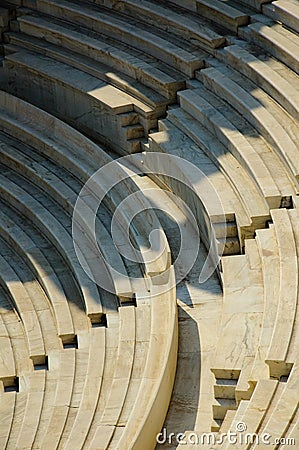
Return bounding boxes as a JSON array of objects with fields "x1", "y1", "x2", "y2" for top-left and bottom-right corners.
[
  {"x1": 216, "y1": 43, "x2": 299, "y2": 122},
  {"x1": 7, "y1": 14, "x2": 184, "y2": 102},
  {"x1": 0, "y1": 91, "x2": 171, "y2": 295},
  {"x1": 240, "y1": 10, "x2": 299, "y2": 74},
  {"x1": 21, "y1": 0, "x2": 225, "y2": 54},
  {"x1": 2, "y1": 49, "x2": 148, "y2": 154},
  {"x1": 263, "y1": 0, "x2": 299, "y2": 33},
  {"x1": 0, "y1": 0, "x2": 299, "y2": 448},
  {"x1": 0, "y1": 311, "x2": 30, "y2": 449},
  {"x1": 0, "y1": 141, "x2": 105, "y2": 447},
  {"x1": 0, "y1": 90, "x2": 178, "y2": 449},
  {"x1": 157, "y1": 1, "x2": 299, "y2": 438},
  {"x1": 178, "y1": 82, "x2": 286, "y2": 207},
  {"x1": 0, "y1": 206, "x2": 75, "y2": 339},
  {"x1": 146, "y1": 89, "x2": 296, "y2": 255},
  {"x1": 0, "y1": 93, "x2": 170, "y2": 297},
  {"x1": 198, "y1": 63, "x2": 299, "y2": 189},
  {"x1": 1, "y1": 0, "x2": 243, "y2": 157},
  {"x1": 204, "y1": 206, "x2": 299, "y2": 438},
  {"x1": 0, "y1": 0, "x2": 223, "y2": 156}
]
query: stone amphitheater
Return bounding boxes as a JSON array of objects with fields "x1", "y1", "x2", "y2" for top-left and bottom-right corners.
[{"x1": 0, "y1": 0, "x2": 298, "y2": 448}]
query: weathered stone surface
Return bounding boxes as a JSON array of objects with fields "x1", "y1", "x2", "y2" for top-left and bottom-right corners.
[{"x1": 0, "y1": 1, "x2": 298, "y2": 448}]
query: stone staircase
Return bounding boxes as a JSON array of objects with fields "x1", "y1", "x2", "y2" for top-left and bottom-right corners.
[{"x1": 0, "y1": 1, "x2": 298, "y2": 449}]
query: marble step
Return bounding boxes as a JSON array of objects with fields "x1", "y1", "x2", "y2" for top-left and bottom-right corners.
[
  {"x1": 263, "y1": 0, "x2": 299, "y2": 33},
  {"x1": 199, "y1": 66, "x2": 299, "y2": 190},
  {"x1": 178, "y1": 86, "x2": 283, "y2": 208},
  {"x1": 164, "y1": 108, "x2": 270, "y2": 239},
  {"x1": 195, "y1": 0, "x2": 249, "y2": 32},
  {"x1": 217, "y1": 44, "x2": 299, "y2": 122},
  {"x1": 266, "y1": 209, "x2": 298, "y2": 380},
  {"x1": 241, "y1": 19, "x2": 299, "y2": 75},
  {"x1": 87, "y1": 0, "x2": 227, "y2": 48},
  {"x1": 13, "y1": 13, "x2": 185, "y2": 100},
  {"x1": 21, "y1": 0, "x2": 208, "y2": 76},
  {"x1": 3, "y1": 50, "x2": 147, "y2": 154}
]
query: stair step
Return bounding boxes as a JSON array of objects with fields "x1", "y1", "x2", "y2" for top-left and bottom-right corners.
[
  {"x1": 213, "y1": 221, "x2": 238, "y2": 239},
  {"x1": 195, "y1": 0, "x2": 249, "y2": 32},
  {"x1": 214, "y1": 378, "x2": 238, "y2": 399},
  {"x1": 118, "y1": 112, "x2": 140, "y2": 127},
  {"x1": 217, "y1": 236, "x2": 240, "y2": 256},
  {"x1": 124, "y1": 124, "x2": 144, "y2": 140},
  {"x1": 263, "y1": 0, "x2": 299, "y2": 34},
  {"x1": 212, "y1": 398, "x2": 237, "y2": 420}
]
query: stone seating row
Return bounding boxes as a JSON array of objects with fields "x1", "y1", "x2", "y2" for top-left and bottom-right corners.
[
  {"x1": 6, "y1": 342, "x2": 89, "y2": 449},
  {"x1": 0, "y1": 244, "x2": 47, "y2": 360},
  {"x1": 207, "y1": 206, "x2": 299, "y2": 441},
  {"x1": 146, "y1": 115, "x2": 269, "y2": 257},
  {"x1": 0, "y1": 116, "x2": 176, "y2": 449},
  {"x1": 188, "y1": 74, "x2": 297, "y2": 201},
  {"x1": 240, "y1": 14, "x2": 299, "y2": 75},
  {"x1": 37, "y1": 348, "x2": 77, "y2": 449},
  {"x1": 6, "y1": 10, "x2": 186, "y2": 102},
  {"x1": 0, "y1": 300, "x2": 19, "y2": 446},
  {"x1": 0, "y1": 239, "x2": 55, "y2": 449},
  {"x1": 4, "y1": 269, "x2": 175, "y2": 450},
  {"x1": 190, "y1": 0, "x2": 250, "y2": 31},
  {"x1": 3, "y1": 38, "x2": 164, "y2": 133},
  {"x1": 91, "y1": 0, "x2": 249, "y2": 33},
  {"x1": 0, "y1": 201, "x2": 74, "y2": 340},
  {"x1": 178, "y1": 82, "x2": 285, "y2": 209},
  {"x1": 0, "y1": 133, "x2": 134, "y2": 303},
  {"x1": 251, "y1": 225, "x2": 280, "y2": 383},
  {"x1": 237, "y1": 209, "x2": 297, "y2": 399},
  {"x1": 13, "y1": 370, "x2": 46, "y2": 449},
  {"x1": 7, "y1": 313, "x2": 101, "y2": 449},
  {"x1": 1, "y1": 1, "x2": 298, "y2": 447},
  {"x1": 0, "y1": 281, "x2": 176, "y2": 450},
  {"x1": 196, "y1": 64, "x2": 299, "y2": 195},
  {"x1": 115, "y1": 274, "x2": 177, "y2": 450},
  {"x1": 0, "y1": 319, "x2": 15, "y2": 387},
  {"x1": 265, "y1": 209, "x2": 298, "y2": 380},
  {"x1": 0, "y1": 91, "x2": 178, "y2": 449},
  {"x1": 2, "y1": 49, "x2": 148, "y2": 154},
  {"x1": 0, "y1": 307, "x2": 31, "y2": 449},
  {"x1": 213, "y1": 237, "x2": 264, "y2": 405},
  {"x1": 145, "y1": 122, "x2": 245, "y2": 260},
  {"x1": 22, "y1": 0, "x2": 225, "y2": 57},
  {"x1": 251, "y1": 363, "x2": 298, "y2": 449},
  {"x1": 154, "y1": 78, "x2": 298, "y2": 248},
  {"x1": 83, "y1": 309, "x2": 132, "y2": 449},
  {"x1": 217, "y1": 365, "x2": 298, "y2": 449},
  {"x1": 216, "y1": 43, "x2": 299, "y2": 122},
  {"x1": 0, "y1": 91, "x2": 171, "y2": 299},
  {"x1": 83, "y1": 271, "x2": 177, "y2": 450},
  {"x1": 53, "y1": 326, "x2": 105, "y2": 450},
  {"x1": 0, "y1": 168, "x2": 106, "y2": 319},
  {"x1": 263, "y1": 0, "x2": 299, "y2": 33},
  {"x1": 16, "y1": 0, "x2": 200, "y2": 77},
  {"x1": 0, "y1": 197, "x2": 94, "y2": 339},
  {"x1": 169, "y1": 0, "x2": 268, "y2": 14},
  {"x1": 0, "y1": 150, "x2": 133, "y2": 448},
  {"x1": 0, "y1": 97, "x2": 111, "y2": 449}
]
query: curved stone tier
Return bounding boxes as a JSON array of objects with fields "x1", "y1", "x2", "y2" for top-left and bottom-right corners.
[{"x1": 0, "y1": 1, "x2": 298, "y2": 449}]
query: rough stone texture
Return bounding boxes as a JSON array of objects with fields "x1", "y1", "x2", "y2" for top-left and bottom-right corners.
[{"x1": 0, "y1": 1, "x2": 298, "y2": 449}]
